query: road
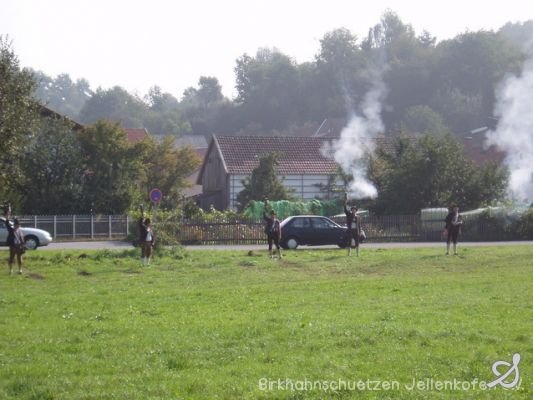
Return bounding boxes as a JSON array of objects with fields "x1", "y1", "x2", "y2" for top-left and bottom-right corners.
[{"x1": 14, "y1": 240, "x2": 533, "y2": 251}]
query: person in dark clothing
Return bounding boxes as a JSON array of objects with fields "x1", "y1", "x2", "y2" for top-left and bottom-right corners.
[
  {"x1": 3, "y1": 204, "x2": 25, "y2": 275},
  {"x1": 344, "y1": 193, "x2": 362, "y2": 257},
  {"x1": 444, "y1": 205, "x2": 463, "y2": 255},
  {"x1": 138, "y1": 205, "x2": 155, "y2": 265},
  {"x1": 263, "y1": 200, "x2": 282, "y2": 259}
]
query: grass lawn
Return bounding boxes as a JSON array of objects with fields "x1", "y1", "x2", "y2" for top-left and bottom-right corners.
[{"x1": 0, "y1": 245, "x2": 531, "y2": 399}]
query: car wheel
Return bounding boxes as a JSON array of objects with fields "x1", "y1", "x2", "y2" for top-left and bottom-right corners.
[
  {"x1": 285, "y1": 237, "x2": 299, "y2": 250},
  {"x1": 24, "y1": 235, "x2": 39, "y2": 250}
]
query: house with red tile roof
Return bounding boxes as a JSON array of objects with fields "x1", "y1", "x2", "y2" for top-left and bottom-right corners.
[
  {"x1": 124, "y1": 128, "x2": 149, "y2": 143},
  {"x1": 462, "y1": 128, "x2": 505, "y2": 166},
  {"x1": 196, "y1": 135, "x2": 342, "y2": 210}
]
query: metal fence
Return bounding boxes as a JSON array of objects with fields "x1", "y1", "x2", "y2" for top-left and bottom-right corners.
[
  {"x1": 18, "y1": 215, "x2": 130, "y2": 240},
  {"x1": 14, "y1": 213, "x2": 530, "y2": 243}
]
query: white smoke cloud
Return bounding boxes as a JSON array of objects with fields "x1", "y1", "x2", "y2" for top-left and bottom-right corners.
[
  {"x1": 486, "y1": 55, "x2": 533, "y2": 204},
  {"x1": 323, "y1": 80, "x2": 387, "y2": 199}
]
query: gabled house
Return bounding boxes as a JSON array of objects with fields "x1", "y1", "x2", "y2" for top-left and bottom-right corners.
[
  {"x1": 196, "y1": 135, "x2": 341, "y2": 210},
  {"x1": 124, "y1": 128, "x2": 149, "y2": 143}
]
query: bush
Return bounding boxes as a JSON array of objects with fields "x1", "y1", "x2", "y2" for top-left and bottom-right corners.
[
  {"x1": 460, "y1": 207, "x2": 533, "y2": 241},
  {"x1": 130, "y1": 208, "x2": 183, "y2": 247},
  {"x1": 510, "y1": 209, "x2": 533, "y2": 239},
  {"x1": 244, "y1": 199, "x2": 343, "y2": 219}
]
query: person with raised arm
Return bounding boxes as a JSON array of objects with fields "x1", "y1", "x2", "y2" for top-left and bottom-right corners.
[
  {"x1": 344, "y1": 193, "x2": 362, "y2": 257},
  {"x1": 2, "y1": 203, "x2": 25, "y2": 275}
]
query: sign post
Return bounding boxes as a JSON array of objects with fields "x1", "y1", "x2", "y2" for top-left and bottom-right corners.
[{"x1": 149, "y1": 188, "x2": 163, "y2": 205}]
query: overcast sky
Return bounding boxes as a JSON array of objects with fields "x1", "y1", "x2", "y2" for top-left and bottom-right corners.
[{"x1": 2, "y1": 0, "x2": 532, "y2": 99}]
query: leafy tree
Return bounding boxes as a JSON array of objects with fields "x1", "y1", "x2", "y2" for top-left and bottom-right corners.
[
  {"x1": 499, "y1": 21, "x2": 533, "y2": 52},
  {"x1": 145, "y1": 85, "x2": 190, "y2": 135},
  {"x1": 363, "y1": 12, "x2": 436, "y2": 128},
  {"x1": 467, "y1": 162, "x2": 509, "y2": 208},
  {"x1": 430, "y1": 31, "x2": 523, "y2": 132},
  {"x1": 370, "y1": 134, "x2": 508, "y2": 214},
  {"x1": 78, "y1": 86, "x2": 148, "y2": 127},
  {"x1": 194, "y1": 76, "x2": 224, "y2": 105},
  {"x1": 181, "y1": 76, "x2": 226, "y2": 135},
  {"x1": 78, "y1": 120, "x2": 143, "y2": 213},
  {"x1": 0, "y1": 36, "x2": 39, "y2": 200},
  {"x1": 33, "y1": 71, "x2": 92, "y2": 119},
  {"x1": 18, "y1": 116, "x2": 83, "y2": 214},
  {"x1": 400, "y1": 105, "x2": 450, "y2": 135},
  {"x1": 234, "y1": 48, "x2": 301, "y2": 131},
  {"x1": 138, "y1": 136, "x2": 201, "y2": 209},
  {"x1": 236, "y1": 152, "x2": 291, "y2": 210},
  {"x1": 315, "y1": 28, "x2": 367, "y2": 112}
]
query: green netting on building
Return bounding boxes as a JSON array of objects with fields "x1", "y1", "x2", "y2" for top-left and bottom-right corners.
[{"x1": 244, "y1": 199, "x2": 343, "y2": 220}]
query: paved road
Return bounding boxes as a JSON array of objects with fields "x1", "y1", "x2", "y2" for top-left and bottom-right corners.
[{"x1": 15, "y1": 240, "x2": 532, "y2": 251}]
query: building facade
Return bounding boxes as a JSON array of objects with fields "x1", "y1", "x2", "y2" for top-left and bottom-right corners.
[{"x1": 197, "y1": 135, "x2": 341, "y2": 210}]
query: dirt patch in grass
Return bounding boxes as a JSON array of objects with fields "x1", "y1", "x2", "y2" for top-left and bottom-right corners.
[{"x1": 26, "y1": 272, "x2": 45, "y2": 280}]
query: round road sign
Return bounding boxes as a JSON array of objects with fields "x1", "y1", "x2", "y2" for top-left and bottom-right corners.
[{"x1": 149, "y1": 188, "x2": 163, "y2": 203}]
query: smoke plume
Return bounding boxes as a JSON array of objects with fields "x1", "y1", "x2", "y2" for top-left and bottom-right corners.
[
  {"x1": 486, "y1": 54, "x2": 533, "y2": 204},
  {"x1": 324, "y1": 80, "x2": 387, "y2": 199}
]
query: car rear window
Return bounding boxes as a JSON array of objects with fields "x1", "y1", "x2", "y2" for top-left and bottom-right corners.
[{"x1": 290, "y1": 218, "x2": 310, "y2": 228}]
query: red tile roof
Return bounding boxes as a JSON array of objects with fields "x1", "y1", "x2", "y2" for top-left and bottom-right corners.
[
  {"x1": 213, "y1": 135, "x2": 339, "y2": 175},
  {"x1": 462, "y1": 137, "x2": 505, "y2": 166},
  {"x1": 124, "y1": 128, "x2": 149, "y2": 143},
  {"x1": 39, "y1": 104, "x2": 84, "y2": 130}
]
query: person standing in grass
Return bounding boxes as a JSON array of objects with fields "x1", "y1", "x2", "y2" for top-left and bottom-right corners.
[
  {"x1": 444, "y1": 205, "x2": 463, "y2": 255},
  {"x1": 263, "y1": 199, "x2": 282, "y2": 259},
  {"x1": 344, "y1": 193, "x2": 362, "y2": 257},
  {"x1": 139, "y1": 205, "x2": 155, "y2": 265},
  {"x1": 2, "y1": 204, "x2": 25, "y2": 275}
]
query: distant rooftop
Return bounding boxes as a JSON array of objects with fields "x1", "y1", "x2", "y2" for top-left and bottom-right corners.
[
  {"x1": 124, "y1": 128, "x2": 149, "y2": 143},
  {"x1": 174, "y1": 135, "x2": 208, "y2": 149},
  {"x1": 207, "y1": 135, "x2": 339, "y2": 175},
  {"x1": 39, "y1": 104, "x2": 84, "y2": 130}
]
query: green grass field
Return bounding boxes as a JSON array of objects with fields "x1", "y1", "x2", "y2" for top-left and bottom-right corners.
[{"x1": 0, "y1": 245, "x2": 531, "y2": 399}]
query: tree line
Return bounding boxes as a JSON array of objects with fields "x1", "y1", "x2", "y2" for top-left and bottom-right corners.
[
  {"x1": 32, "y1": 12, "x2": 533, "y2": 140},
  {"x1": 1, "y1": 37, "x2": 199, "y2": 215},
  {"x1": 3, "y1": 11, "x2": 531, "y2": 216}
]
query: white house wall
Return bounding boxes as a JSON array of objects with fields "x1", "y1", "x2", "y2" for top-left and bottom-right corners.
[{"x1": 229, "y1": 174, "x2": 342, "y2": 209}]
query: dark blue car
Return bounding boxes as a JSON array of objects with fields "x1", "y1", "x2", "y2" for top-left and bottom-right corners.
[{"x1": 280, "y1": 216, "x2": 347, "y2": 249}]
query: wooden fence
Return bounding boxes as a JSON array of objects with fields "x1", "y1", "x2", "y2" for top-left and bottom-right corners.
[{"x1": 177, "y1": 214, "x2": 526, "y2": 244}]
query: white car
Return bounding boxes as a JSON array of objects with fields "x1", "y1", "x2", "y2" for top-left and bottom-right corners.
[{"x1": 0, "y1": 218, "x2": 53, "y2": 250}]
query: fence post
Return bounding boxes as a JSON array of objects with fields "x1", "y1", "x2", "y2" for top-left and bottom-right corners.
[
  {"x1": 91, "y1": 214, "x2": 94, "y2": 240},
  {"x1": 126, "y1": 215, "x2": 129, "y2": 237},
  {"x1": 109, "y1": 215, "x2": 112, "y2": 239},
  {"x1": 73, "y1": 215, "x2": 76, "y2": 239},
  {"x1": 53, "y1": 216, "x2": 57, "y2": 239},
  {"x1": 34, "y1": 215, "x2": 37, "y2": 228}
]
